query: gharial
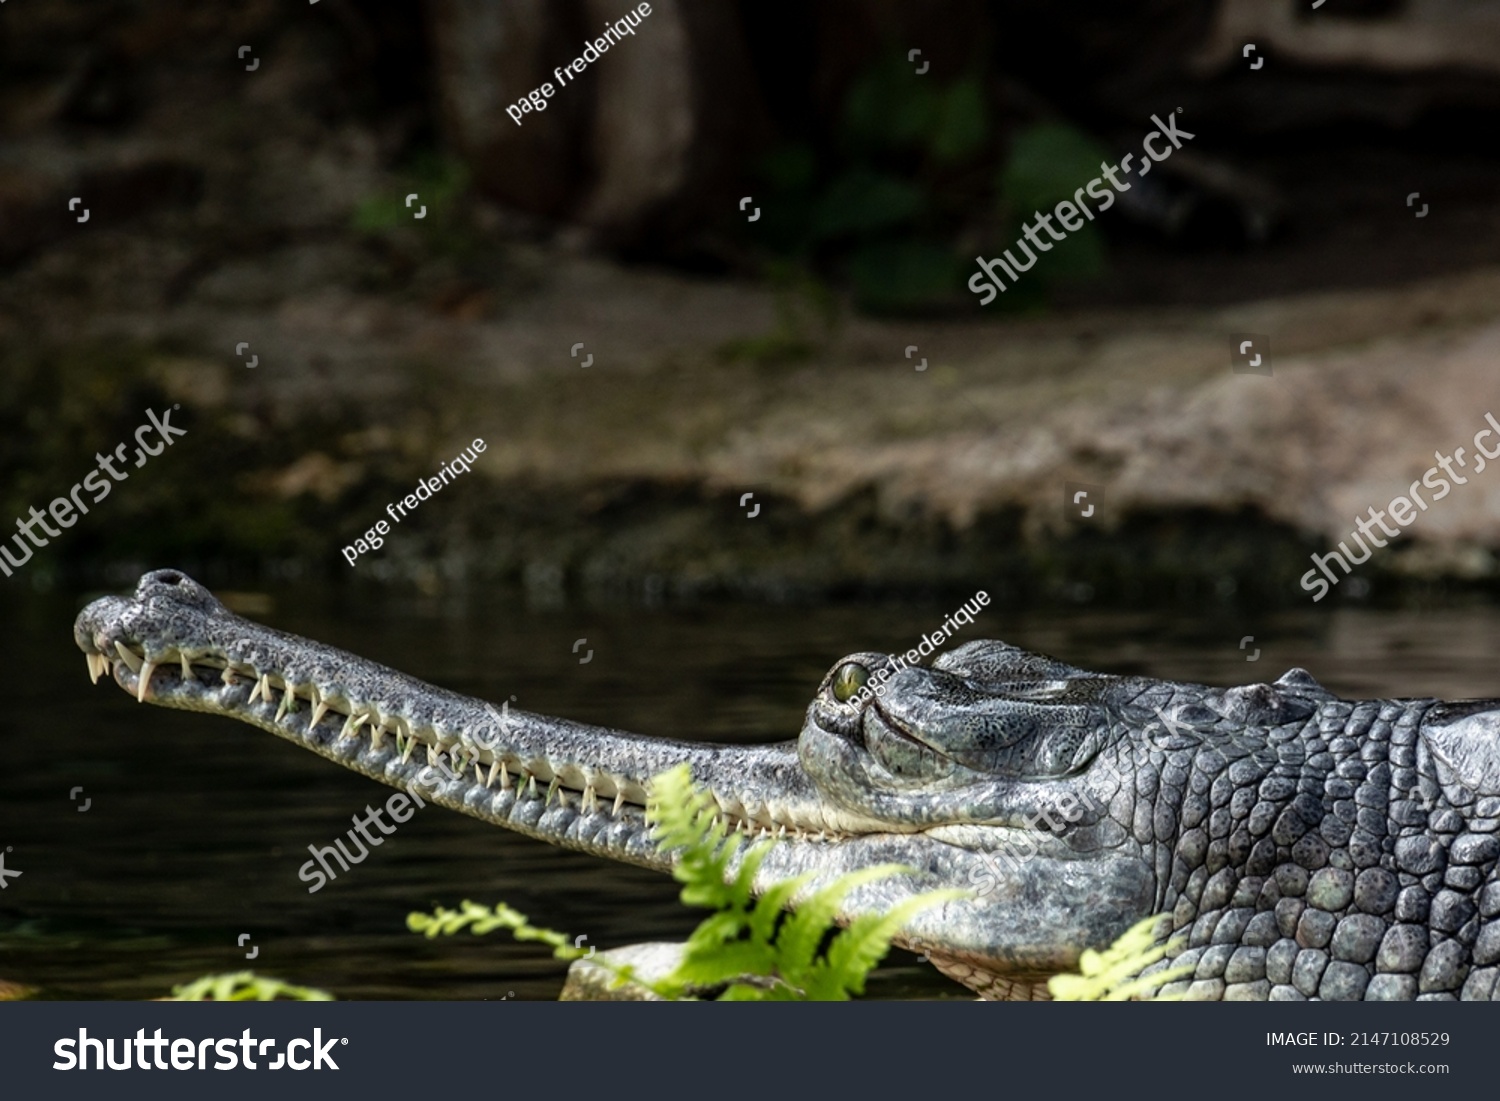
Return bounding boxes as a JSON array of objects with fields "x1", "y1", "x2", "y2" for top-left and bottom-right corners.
[{"x1": 75, "y1": 569, "x2": 1500, "y2": 1000}]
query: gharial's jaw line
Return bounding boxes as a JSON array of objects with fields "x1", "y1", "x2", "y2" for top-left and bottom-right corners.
[{"x1": 82, "y1": 624, "x2": 898, "y2": 847}]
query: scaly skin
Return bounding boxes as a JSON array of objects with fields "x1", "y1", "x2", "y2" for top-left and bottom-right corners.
[{"x1": 76, "y1": 570, "x2": 1500, "y2": 1000}]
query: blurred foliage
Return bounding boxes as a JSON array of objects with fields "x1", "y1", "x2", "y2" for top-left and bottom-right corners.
[
  {"x1": 167, "y1": 972, "x2": 334, "y2": 1001},
  {"x1": 750, "y1": 52, "x2": 1107, "y2": 314},
  {"x1": 352, "y1": 150, "x2": 475, "y2": 260},
  {"x1": 998, "y1": 122, "x2": 1110, "y2": 285}
]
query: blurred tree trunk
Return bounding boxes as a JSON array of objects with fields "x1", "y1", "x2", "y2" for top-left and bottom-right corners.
[
  {"x1": 426, "y1": 0, "x2": 591, "y2": 218},
  {"x1": 574, "y1": 0, "x2": 771, "y2": 252},
  {"x1": 425, "y1": 0, "x2": 769, "y2": 250}
]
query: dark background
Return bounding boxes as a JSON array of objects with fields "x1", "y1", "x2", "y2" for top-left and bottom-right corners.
[{"x1": 2, "y1": 0, "x2": 1499, "y2": 603}]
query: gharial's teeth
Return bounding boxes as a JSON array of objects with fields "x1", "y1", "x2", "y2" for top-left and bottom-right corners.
[
  {"x1": 545, "y1": 778, "x2": 559, "y2": 806},
  {"x1": 486, "y1": 759, "x2": 501, "y2": 789},
  {"x1": 474, "y1": 762, "x2": 484, "y2": 785},
  {"x1": 221, "y1": 666, "x2": 237, "y2": 686},
  {"x1": 114, "y1": 641, "x2": 143, "y2": 673},
  {"x1": 526, "y1": 774, "x2": 537, "y2": 798},
  {"x1": 370, "y1": 724, "x2": 386, "y2": 750},
  {"x1": 86, "y1": 653, "x2": 102, "y2": 684},
  {"x1": 612, "y1": 791, "x2": 625, "y2": 816},
  {"x1": 500, "y1": 763, "x2": 511, "y2": 790},
  {"x1": 583, "y1": 783, "x2": 595, "y2": 811},
  {"x1": 401, "y1": 736, "x2": 418, "y2": 765},
  {"x1": 311, "y1": 701, "x2": 329, "y2": 728},
  {"x1": 136, "y1": 659, "x2": 156, "y2": 702},
  {"x1": 180, "y1": 653, "x2": 192, "y2": 680},
  {"x1": 275, "y1": 691, "x2": 291, "y2": 723},
  {"x1": 340, "y1": 713, "x2": 366, "y2": 742}
]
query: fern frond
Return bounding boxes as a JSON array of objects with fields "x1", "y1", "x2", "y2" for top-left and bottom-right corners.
[
  {"x1": 747, "y1": 872, "x2": 815, "y2": 944},
  {"x1": 775, "y1": 863, "x2": 911, "y2": 979},
  {"x1": 815, "y1": 889, "x2": 968, "y2": 999},
  {"x1": 407, "y1": 900, "x2": 590, "y2": 960},
  {"x1": 167, "y1": 972, "x2": 333, "y2": 1002},
  {"x1": 408, "y1": 765, "x2": 971, "y2": 1002},
  {"x1": 1047, "y1": 914, "x2": 1191, "y2": 1001}
]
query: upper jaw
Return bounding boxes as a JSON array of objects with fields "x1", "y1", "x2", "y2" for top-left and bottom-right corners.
[{"x1": 75, "y1": 570, "x2": 892, "y2": 844}]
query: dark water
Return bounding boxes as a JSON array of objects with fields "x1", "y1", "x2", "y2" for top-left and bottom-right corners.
[{"x1": 4, "y1": 584, "x2": 1500, "y2": 1001}]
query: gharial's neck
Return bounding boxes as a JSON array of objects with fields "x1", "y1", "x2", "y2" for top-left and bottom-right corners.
[{"x1": 1153, "y1": 699, "x2": 1437, "y2": 929}]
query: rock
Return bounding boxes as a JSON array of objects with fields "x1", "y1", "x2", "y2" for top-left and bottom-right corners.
[{"x1": 560, "y1": 941, "x2": 686, "y2": 1001}]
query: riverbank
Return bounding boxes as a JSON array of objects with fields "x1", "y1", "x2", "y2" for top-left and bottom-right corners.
[{"x1": 4, "y1": 249, "x2": 1500, "y2": 605}]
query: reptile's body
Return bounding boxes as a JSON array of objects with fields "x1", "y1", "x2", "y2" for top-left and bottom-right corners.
[{"x1": 76, "y1": 570, "x2": 1500, "y2": 1000}]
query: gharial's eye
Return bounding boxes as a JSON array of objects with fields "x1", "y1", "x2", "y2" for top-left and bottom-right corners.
[{"x1": 831, "y1": 662, "x2": 870, "y2": 703}]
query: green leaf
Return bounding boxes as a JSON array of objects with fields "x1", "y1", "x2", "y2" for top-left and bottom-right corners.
[
  {"x1": 758, "y1": 143, "x2": 818, "y2": 194},
  {"x1": 822, "y1": 890, "x2": 967, "y2": 997},
  {"x1": 846, "y1": 239, "x2": 962, "y2": 313},
  {"x1": 748, "y1": 873, "x2": 813, "y2": 945},
  {"x1": 930, "y1": 77, "x2": 989, "y2": 163},
  {"x1": 167, "y1": 972, "x2": 333, "y2": 1002},
  {"x1": 1001, "y1": 122, "x2": 1111, "y2": 214},
  {"x1": 676, "y1": 941, "x2": 779, "y2": 989},
  {"x1": 776, "y1": 864, "x2": 911, "y2": 980},
  {"x1": 842, "y1": 56, "x2": 939, "y2": 153},
  {"x1": 1047, "y1": 914, "x2": 1191, "y2": 1001},
  {"x1": 810, "y1": 170, "x2": 925, "y2": 240},
  {"x1": 716, "y1": 982, "x2": 781, "y2": 1002},
  {"x1": 683, "y1": 910, "x2": 750, "y2": 951}
]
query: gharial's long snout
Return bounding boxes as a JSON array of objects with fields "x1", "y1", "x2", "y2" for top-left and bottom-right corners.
[{"x1": 72, "y1": 570, "x2": 866, "y2": 867}]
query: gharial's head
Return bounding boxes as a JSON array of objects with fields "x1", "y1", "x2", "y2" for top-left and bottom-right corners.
[
  {"x1": 782, "y1": 636, "x2": 1347, "y2": 987},
  {"x1": 800, "y1": 643, "x2": 1121, "y2": 830}
]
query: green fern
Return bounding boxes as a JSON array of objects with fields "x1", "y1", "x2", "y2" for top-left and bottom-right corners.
[
  {"x1": 408, "y1": 763, "x2": 960, "y2": 1000},
  {"x1": 166, "y1": 972, "x2": 333, "y2": 1002},
  {"x1": 647, "y1": 763, "x2": 964, "y2": 1000},
  {"x1": 407, "y1": 899, "x2": 594, "y2": 961},
  {"x1": 1047, "y1": 914, "x2": 1192, "y2": 1001}
]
